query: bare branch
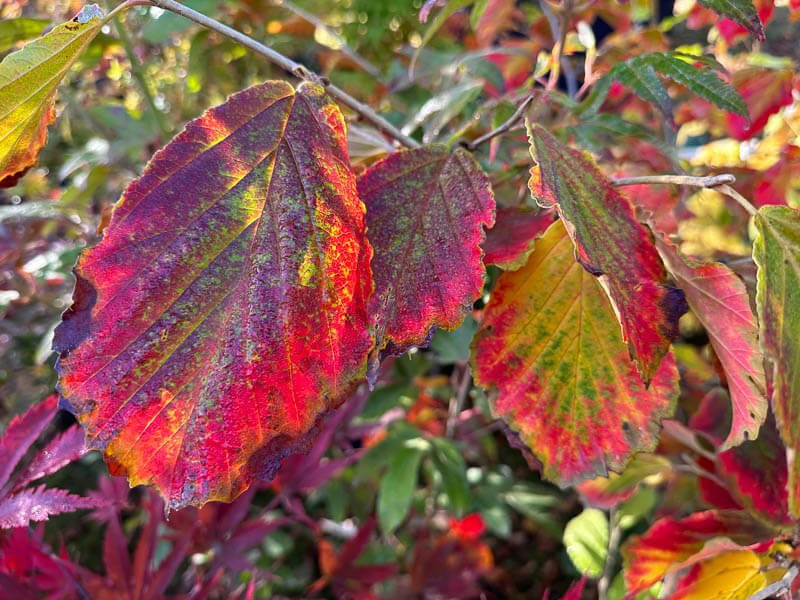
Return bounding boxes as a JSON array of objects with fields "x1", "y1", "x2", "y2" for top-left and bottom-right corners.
[
  {"x1": 746, "y1": 564, "x2": 799, "y2": 600},
  {"x1": 465, "y1": 94, "x2": 536, "y2": 151},
  {"x1": 598, "y1": 509, "x2": 622, "y2": 600},
  {"x1": 147, "y1": 0, "x2": 420, "y2": 148},
  {"x1": 611, "y1": 174, "x2": 736, "y2": 188},
  {"x1": 717, "y1": 183, "x2": 758, "y2": 217}
]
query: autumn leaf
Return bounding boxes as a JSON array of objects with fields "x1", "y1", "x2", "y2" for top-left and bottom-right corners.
[
  {"x1": 726, "y1": 67, "x2": 794, "y2": 141},
  {"x1": 527, "y1": 123, "x2": 687, "y2": 382},
  {"x1": 655, "y1": 235, "x2": 766, "y2": 448},
  {"x1": 471, "y1": 220, "x2": 679, "y2": 486},
  {"x1": 358, "y1": 145, "x2": 494, "y2": 359},
  {"x1": 0, "y1": 4, "x2": 108, "y2": 187},
  {"x1": 753, "y1": 205, "x2": 800, "y2": 518},
  {"x1": 697, "y1": 0, "x2": 766, "y2": 41},
  {"x1": 622, "y1": 510, "x2": 776, "y2": 595},
  {"x1": 669, "y1": 550, "x2": 767, "y2": 600},
  {"x1": 54, "y1": 81, "x2": 374, "y2": 511},
  {"x1": 482, "y1": 207, "x2": 555, "y2": 271}
]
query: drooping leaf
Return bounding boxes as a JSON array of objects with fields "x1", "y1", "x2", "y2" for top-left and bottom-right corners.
[
  {"x1": 622, "y1": 510, "x2": 776, "y2": 595},
  {"x1": 0, "y1": 395, "x2": 58, "y2": 490},
  {"x1": 53, "y1": 81, "x2": 374, "y2": 511},
  {"x1": 0, "y1": 4, "x2": 107, "y2": 187},
  {"x1": 633, "y1": 52, "x2": 748, "y2": 119},
  {"x1": 717, "y1": 415, "x2": 793, "y2": 529},
  {"x1": 358, "y1": 145, "x2": 494, "y2": 359},
  {"x1": 655, "y1": 236, "x2": 766, "y2": 448},
  {"x1": 527, "y1": 124, "x2": 687, "y2": 383},
  {"x1": 697, "y1": 0, "x2": 765, "y2": 42},
  {"x1": 563, "y1": 508, "x2": 608, "y2": 577},
  {"x1": 482, "y1": 207, "x2": 555, "y2": 270},
  {"x1": 471, "y1": 220, "x2": 679, "y2": 486},
  {"x1": 668, "y1": 550, "x2": 767, "y2": 600},
  {"x1": 0, "y1": 485, "x2": 101, "y2": 528},
  {"x1": 753, "y1": 205, "x2": 800, "y2": 518}
]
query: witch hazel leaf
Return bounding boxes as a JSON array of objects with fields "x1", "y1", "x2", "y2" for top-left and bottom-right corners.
[
  {"x1": 0, "y1": 395, "x2": 58, "y2": 490},
  {"x1": 358, "y1": 145, "x2": 494, "y2": 359},
  {"x1": 753, "y1": 205, "x2": 800, "y2": 518},
  {"x1": 0, "y1": 485, "x2": 103, "y2": 528},
  {"x1": 471, "y1": 220, "x2": 679, "y2": 486},
  {"x1": 697, "y1": 0, "x2": 765, "y2": 42},
  {"x1": 53, "y1": 81, "x2": 374, "y2": 511},
  {"x1": 655, "y1": 235, "x2": 766, "y2": 448},
  {"x1": 0, "y1": 4, "x2": 107, "y2": 187},
  {"x1": 669, "y1": 550, "x2": 767, "y2": 600},
  {"x1": 483, "y1": 207, "x2": 555, "y2": 271},
  {"x1": 622, "y1": 510, "x2": 776, "y2": 596},
  {"x1": 527, "y1": 123, "x2": 687, "y2": 383}
]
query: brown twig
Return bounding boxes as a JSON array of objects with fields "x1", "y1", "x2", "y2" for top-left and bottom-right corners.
[
  {"x1": 146, "y1": 0, "x2": 420, "y2": 148},
  {"x1": 610, "y1": 174, "x2": 736, "y2": 188},
  {"x1": 465, "y1": 94, "x2": 536, "y2": 150}
]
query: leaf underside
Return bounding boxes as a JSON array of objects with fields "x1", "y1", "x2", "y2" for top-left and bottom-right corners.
[
  {"x1": 527, "y1": 123, "x2": 687, "y2": 383},
  {"x1": 358, "y1": 144, "x2": 495, "y2": 359},
  {"x1": 471, "y1": 220, "x2": 679, "y2": 487},
  {"x1": 54, "y1": 81, "x2": 374, "y2": 511},
  {"x1": 0, "y1": 4, "x2": 105, "y2": 187}
]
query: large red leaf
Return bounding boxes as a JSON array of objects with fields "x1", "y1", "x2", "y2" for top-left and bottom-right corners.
[
  {"x1": 53, "y1": 81, "x2": 373, "y2": 510},
  {"x1": 726, "y1": 67, "x2": 794, "y2": 141},
  {"x1": 655, "y1": 236, "x2": 766, "y2": 448},
  {"x1": 357, "y1": 145, "x2": 494, "y2": 358},
  {"x1": 622, "y1": 510, "x2": 776, "y2": 596},
  {"x1": 527, "y1": 123, "x2": 687, "y2": 383},
  {"x1": 472, "y1": 220, "x2": 679, "y2": 486}
]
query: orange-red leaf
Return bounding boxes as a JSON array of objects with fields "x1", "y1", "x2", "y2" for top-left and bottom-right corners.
[
  {"x1": 527, "y1": 123, "x2": 687, "y2": 383},
  {"x1": 358, "y1": 145, "x2": 494, "y2": 358},
  {"x1": 54, "y1": 81, "x2": 373, "y2": 511},
  {"x1": 472, "y1": 220, "x2": 679, "y2": 486}
]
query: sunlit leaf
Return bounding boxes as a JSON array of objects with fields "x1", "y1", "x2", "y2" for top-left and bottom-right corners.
[
  {"x1": 655, "y1": 236, "x2": 766, "y2": 448},
  {"x1": 54, "y1": 81, "x2": 374, "y2": 511},
  {"x1": 669, "y1": 550, "x2": 766, "y2": 600},
  {"x1": 726, "y1": 67, "x2": 793, "y2": 141},
  {"x1": 0, "y1": 4, "x2": 107, "y2": 187},
  {"x1": 563, "y1": 508, "x2": 608, "y2": 577},
  {"x1": 482, "y1": 207, "x2": 555, "y2": 271},
  {"x1": 358, "y1": 145, "x2": 494, "y2": 359},
  {"x1": 471, "y1": 220, "x2": 679, "y2": 486},
  {"x1": 753, "y1": 205, "x2": 800, "y2": 518},
  {"x1": 0, "y1": 485, "x2": 100, "y2": 529},
  {"x1": 0, "y1": 17, "x2": 50, "y2": 53},
  {"x1": 697, "y1": 0, "x2": 765, "y2": 42},
  {"x1": 527, "y1": 123, "x2": 687, "y2": 382}
]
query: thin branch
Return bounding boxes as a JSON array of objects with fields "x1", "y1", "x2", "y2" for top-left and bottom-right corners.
[
  {"x1": 717, "y1": 183, "x2": 759, "y2": 217},
  {"x1": 611, "y1": 174, "x2": 736, "y2": 188},
  {"x1": 446, "y1": 364, "x2": 472, "y2": 437},
  {"x1": 746, "y1": 564, "x2": 799, "y2": 600},
  {"x1": 147, "y1": 0, "x2": 420, "y2": 148},
  {"x1": 465, "y1": 94, "x2": 536, "y2": 150},
  {"x1": 111, "y1": 8, "x2": 172, "y2": 140},
  {"x1": 105, "y1": 0, "x2": 152, "y2": 22},
  {"x1": 272, "y1": 0, "x2": 384, "y2": 83},
  {"x1": 598, "y1": 508, "x2": 622, "y2": 600}
]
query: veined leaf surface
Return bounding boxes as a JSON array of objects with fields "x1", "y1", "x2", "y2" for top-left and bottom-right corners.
[
  {"x1": 0, "y1": 4, "x2": 106, "y2": 187},
  {"x1": 753, "y1": 205, "x2": 800, "y2": 517},
  {"x1": 698, "y1": 0, "x2": 765, "y2": 41},
  {"x1": 471, "y1": 220, "x2": 679, "y2": 486},
  {"x1": 358, "y1": 145, "x2": 494, "y2": 358},
  {"x1": 669, "y1": 550, "x2": 766, "y2": 600},
  {"x1": 483, "y1": 207, "x2": 555, "y2": 271},
  {"x1": 54, "y1": 81, "x2": 374, "y2": 511},
  {"x1": 656, "y1": 236, "x2": 766, "y2": 448},
  {"x1": 527, "y1": 124, "x2": 687, "y2": 382}
]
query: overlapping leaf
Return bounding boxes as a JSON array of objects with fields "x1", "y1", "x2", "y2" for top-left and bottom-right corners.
[
  {"x1": 471, "y1": 220, "x2": 679, "y2": 486},
  {"x1": 753, "y1": 205, "x2": 800, "y2": 517},
  {"x1": 669, "y1": 550, "x2": 767, "y2": 600},
  {"x1": 54, "y1": 81, "x2": 374, "y2": 511},
  {"x1": 527, "y1": 124, "x2": 687, "y2": 382},
  {"x1": 0, "y1": 4, "x2": 107, "y2": 187},
  {"x1": 697, "y1": 0, "x2": 765, "y2": 41},
  {"x1": 622, "y1": 510, "x2": 776, "y2": 595},
  {"x1": 656, "y1": 236, "x2": 766, "y2": 448},
  {"x1": 482, "y1": 207, "x2": 555, "y2": 270},
  {"x1": 357, "y1": 145, "x2": 494, "y2": 358}
]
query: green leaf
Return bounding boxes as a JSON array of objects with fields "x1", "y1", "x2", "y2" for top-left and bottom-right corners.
[
  {"x1": 0, "y1": 18, "x2": 50, "y2": 54},
  {"x1": 361, "y1": 383, "x2": 416, "y2": 420},
  {"x1": 411, "y1": 0, "x2": 473, "y2": 73},
  {"x1": 377, "y1": 443, "x2": 426, "y2": 533},
  {"x1": 753, "y1": 205, "x2": 800, "y2": 518},
  {"x1": 0, "y1": 4, "x2": 108, "y2": 187},
  {"x1": 474, "y1": 487, "x2": 512, "y2": 537},
  {"x1": 430, "y1": 316, "x2": 478, "y2": 364},
  {"x1": 609, "y1": 61, "x2": 674, "y2": 126},
  {"x1": 430, "y1": 437, "x2": 469, "y2": 515},
  {"x1": 617, "y1": 487, "x2": 657, "y2": 530},
  {"x1": 697, "y1": 0, "x2": 765, "y2": 41},
  {"x1": 470, "y1": 0, "x2": 490, "y2": 29},
  {"x1": 142, "y1": 0, "x2": 218, "y2": 43},
  {"x1": 563, "y1": 508, "x2": 609, "y2": 577}
]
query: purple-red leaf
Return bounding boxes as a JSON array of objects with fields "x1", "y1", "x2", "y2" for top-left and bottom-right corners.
[
  {"x1": 358, "y1": 145, "x2": 494, "y2": 358},
  {"x1": 54, "y1": 81, "x2": 373, "y2": 511},
  {"x1": 472, "y1": 220, "x2": 679, "y2": 486},
  {"x1": 483, "y1": 207, "x2": 556, "y2": 270},
  {"x1": 0, "y1": 395, "x2": 57, "y2": 490},
  {"x1": 0, "y1": 485, "x2": 101, "y2": 528},
  {"x1": 11, "y1": 425, "x2": 86, "y2": 492},
  {"x1": 656, "y1": 235, "x2": 766, "y2": 448},
  {"x1": 527, "y1": 123, "x2": 687, "y2": 383}
]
